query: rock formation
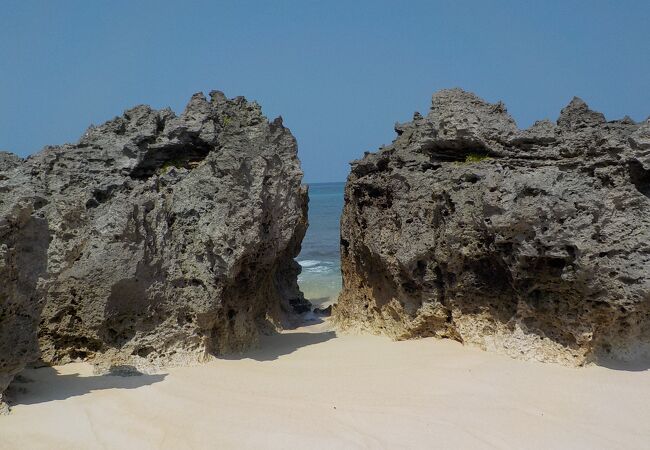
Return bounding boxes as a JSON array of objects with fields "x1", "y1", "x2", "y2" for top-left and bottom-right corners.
[
  {"x1": 335, "y1": 89, "x2": 650, "y2": 365},
  {"x1": 0, "y1": 91, "x2": 309, "y2": 409}
]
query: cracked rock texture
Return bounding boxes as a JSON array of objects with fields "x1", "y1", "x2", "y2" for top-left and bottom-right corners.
[
  {"x1": 335, "y1": 89, "x2": 650, "y2": 365},
  {"x1": 0, "y1": 91, "x2": 308, "y2": 406}
]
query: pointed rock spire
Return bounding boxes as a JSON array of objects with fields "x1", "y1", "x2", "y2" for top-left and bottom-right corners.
[{"x1": 557, "y1": 97, "x2": 605, "y2": 129}]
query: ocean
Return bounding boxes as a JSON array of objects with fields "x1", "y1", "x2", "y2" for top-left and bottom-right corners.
[{"x1": 297, "y1": 182, "x2": 345, "y2": 308}]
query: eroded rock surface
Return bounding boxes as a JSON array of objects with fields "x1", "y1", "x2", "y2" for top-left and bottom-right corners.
[
  {"x1": 335, "y1": 89, "x2": 650, "y2": 365},
  {"x1": 0, "y1": 91, "x2": 308, "y2": 407}
]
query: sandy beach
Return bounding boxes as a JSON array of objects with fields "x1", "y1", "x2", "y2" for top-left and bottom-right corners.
[{"x1": 0, "y1": 319, "x2": 648, "y2": 449}]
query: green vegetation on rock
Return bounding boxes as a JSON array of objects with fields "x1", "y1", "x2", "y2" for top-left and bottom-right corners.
[{"x1": 464, "y1": 153, "x2": 491, "y2": 163}]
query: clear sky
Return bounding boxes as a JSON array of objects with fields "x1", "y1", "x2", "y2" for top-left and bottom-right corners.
[{"x1": 1, "y1": 1, "x2": 649, "y2": 182}]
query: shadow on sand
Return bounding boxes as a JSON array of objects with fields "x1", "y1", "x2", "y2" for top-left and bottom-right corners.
[
  {"x1": 7, "y1": 366, "x2": 167, "y2": 407},
  {"x1": 595, "y1": 358, "x2": 650, "y2": 372},
  {"x1": 223, "y1": 330, "x2": 337, "y2": 362}
]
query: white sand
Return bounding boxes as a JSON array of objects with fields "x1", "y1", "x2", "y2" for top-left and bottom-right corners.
[{"x1": 1, "y1": 320, "x2": 649, "y2": 449}]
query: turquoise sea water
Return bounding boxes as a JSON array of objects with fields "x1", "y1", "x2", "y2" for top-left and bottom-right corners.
[{"x1": 297, "y1": 182, "x2": 345, "y2": 307}]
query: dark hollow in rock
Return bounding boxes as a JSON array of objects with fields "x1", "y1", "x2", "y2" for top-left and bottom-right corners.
[
  {"x1": 0, "y1": 90, "x2": 310, "y2": 408},
  {"x1": 335, "y1": 88, "x2": 650, "y2": 366}
]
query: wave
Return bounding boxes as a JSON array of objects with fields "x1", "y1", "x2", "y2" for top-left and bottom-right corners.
[
  {"x1": 298, "y1": 260, "x2": 323, "y2": 268},
  {"x1": 297, "y1": 259, "x2": 339, "y2": 275},
  {"x1": 303, "y1": 265, "x2": 334, "y2": 274}
]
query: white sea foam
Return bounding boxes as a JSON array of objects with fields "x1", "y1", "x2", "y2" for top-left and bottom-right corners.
[
  {"x1": 298, "y1": 260, "x2": 322, "y2": 268},
  {"x1": 298, "y1": 259, "x2": 338, "y2": 275},
  {"x1": 304, "y1": 265, "x2": 333, "y2": 274}
]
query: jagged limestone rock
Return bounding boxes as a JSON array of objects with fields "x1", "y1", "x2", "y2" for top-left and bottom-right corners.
[
  {"x1": 0, "y1": 91, "x2": 309, "y2": 408},
  {"x1": 336, "y1": 89, "x2": 650, "y2": 365}
]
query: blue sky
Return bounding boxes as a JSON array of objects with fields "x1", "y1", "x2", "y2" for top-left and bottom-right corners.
[{"x1": 1, "y1": 1, "x2": 649, "y2": 182}]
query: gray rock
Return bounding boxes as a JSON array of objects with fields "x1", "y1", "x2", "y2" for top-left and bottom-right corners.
[
  {"x1": 335, "y1": 88, "x2": 650, "y2": 365},
  {"x1": 313, "y1": 305, "x2": 332, "y2": 316},
  {"x1": 0, "y1": 91, "x2": 309, "y2": 407}
]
